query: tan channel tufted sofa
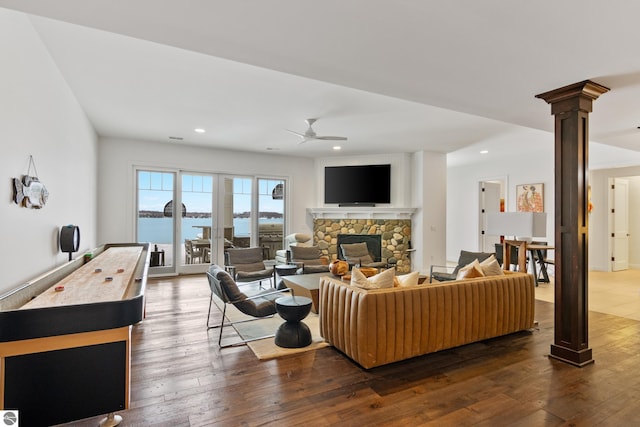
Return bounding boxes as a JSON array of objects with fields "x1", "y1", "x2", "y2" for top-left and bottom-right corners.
[{"x1": 318, "y1": 271, "x2": 535, "y2": 369}]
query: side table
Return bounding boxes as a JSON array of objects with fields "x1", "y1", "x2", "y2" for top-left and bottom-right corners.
[
  {"x1": 274, "y1": 296, "x2": 312, "y2": 348},
  {"x1": 274, "y1": 264, "x2": 299, "y2": 290}
]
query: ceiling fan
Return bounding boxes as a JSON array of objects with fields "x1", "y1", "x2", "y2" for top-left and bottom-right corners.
[{"x1": 286, "y1": 118, "x2": 347, "y2": 144}]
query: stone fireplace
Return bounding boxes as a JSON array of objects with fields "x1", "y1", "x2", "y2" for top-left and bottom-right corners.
[{"x1": 308, "y1": 208, "x2": 415, "y2": 273}]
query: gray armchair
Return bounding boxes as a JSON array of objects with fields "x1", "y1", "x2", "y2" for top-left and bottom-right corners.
[
  {"x1": 289, "y1": 245, "x2": 330, "y2": 274},
  {"x1": 225, "y1": 247, "x2": 274, "y2": 287},
  {"x1": 340, "y1": 242, "x2": 389, "y2": 270},
  {"x1": 206, "y1": 265, "x2": 288, "y2": 348},
  {"x1": 429, "y1": 250, "x2": 494, "y2": 283}
]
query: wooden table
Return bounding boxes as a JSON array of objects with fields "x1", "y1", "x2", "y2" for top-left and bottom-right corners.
[
  {"x1": 281, "y1": 273, "x2": 332, "y2": 314},
  {"x1": 0, "y1": 243, "x2": 149, "y2": 426}
]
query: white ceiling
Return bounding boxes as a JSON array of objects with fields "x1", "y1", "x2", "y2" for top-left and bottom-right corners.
[{"x1": 3, "y1": 1, "x2": 640, "y2": 164}]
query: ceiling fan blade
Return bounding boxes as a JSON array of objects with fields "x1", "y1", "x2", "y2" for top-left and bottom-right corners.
[
  {"x1": 316, "y1": 136, "x2": 348, "y2": 141},
  {"x1": 285, "y1": 129, "x2": 306, "y2": 138}
]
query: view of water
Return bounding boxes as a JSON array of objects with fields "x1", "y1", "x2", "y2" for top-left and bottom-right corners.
[{"x1": 138, "y1": 217, "x2": 282, "y2": 244}]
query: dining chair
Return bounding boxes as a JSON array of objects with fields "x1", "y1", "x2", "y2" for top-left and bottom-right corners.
[{"x1": 185, "y1": 239, "x2": 206, "y2": 264}]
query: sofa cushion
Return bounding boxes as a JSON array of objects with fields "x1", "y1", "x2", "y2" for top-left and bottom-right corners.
[
  {"x1": 480, "y1": 255, "x2": 504, "y2": 276},
  {"x1": 456, "y1": 259, "x2": 485, "y2": 280},
  {"x1": 350, "y1": 267, "x2": 395, "y2": 289}
]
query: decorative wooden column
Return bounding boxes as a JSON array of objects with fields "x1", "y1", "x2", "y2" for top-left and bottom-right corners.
[{"x1": 536, "y1": 80, "x2": 609, "y2": 367}]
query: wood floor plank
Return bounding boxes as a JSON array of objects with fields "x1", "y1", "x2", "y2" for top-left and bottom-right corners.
[{"x1": 55, "y1": 274, "x2": 640, "y2": 426}]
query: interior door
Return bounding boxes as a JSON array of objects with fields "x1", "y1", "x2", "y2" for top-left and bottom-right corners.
[
  {"x1": 480, "y1": 181, "x2": 502, "y2": 252},
  {"x1": 612, "y1": 177, "x2": 630, "y2": 271}
]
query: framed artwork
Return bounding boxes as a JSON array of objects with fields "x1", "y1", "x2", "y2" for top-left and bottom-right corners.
[{"x1": 516, "y1": 183, "x2": 544, "y2": 212}]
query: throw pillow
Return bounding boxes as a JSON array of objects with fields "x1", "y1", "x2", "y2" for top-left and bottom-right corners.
[
  {"x1": 479, "y1": 255, "x2": 504, "y2": 276},
  {"x1": 351, "y1": 267, "x2": 395, "y2": 289},
  {"x1": 393, "y1": 271, "x2": 420, "y2": 287},
  {"x1": 456, "y1": 259, "x2": 485, "y2": 280}
]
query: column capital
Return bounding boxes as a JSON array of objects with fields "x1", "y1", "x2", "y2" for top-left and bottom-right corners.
[{"x1": 535, "y1": 79, "x2": 609, "y2": 105}]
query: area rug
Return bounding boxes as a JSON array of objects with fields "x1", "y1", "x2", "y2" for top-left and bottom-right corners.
[{"x1": 211, "y1": 294, "x2": 329, "y2": 360}]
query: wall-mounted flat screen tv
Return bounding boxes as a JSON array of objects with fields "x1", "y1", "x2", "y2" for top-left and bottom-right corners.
[{"x1": 324, "y1": 164, "x2": 391, "y2": 205}]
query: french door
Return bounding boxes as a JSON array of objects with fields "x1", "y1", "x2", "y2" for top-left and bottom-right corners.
[
  {"x1": 136, "y1": 169, "x2": 218, "y2": 275},
  {"x1": 136, "y1": 169, "x2": 286, "y2": 276}
]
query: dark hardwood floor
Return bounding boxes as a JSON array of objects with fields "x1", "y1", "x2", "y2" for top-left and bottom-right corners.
[{"x1": 60, "y1": 274, "x2": 640, "y2": 426}]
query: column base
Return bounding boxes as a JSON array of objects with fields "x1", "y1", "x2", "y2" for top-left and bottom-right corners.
[{"x1": 549, "y1": 344, "x2": 594, "y2": 367}]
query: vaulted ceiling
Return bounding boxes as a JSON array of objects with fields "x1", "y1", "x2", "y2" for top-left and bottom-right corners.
[{"x1": 2, "y1": 1, "x2": 640, "y2": 166}]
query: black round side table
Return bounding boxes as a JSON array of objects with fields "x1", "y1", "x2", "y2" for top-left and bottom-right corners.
[{"x1": 274, "y1": 295, "x2": 312, "y2": 348}]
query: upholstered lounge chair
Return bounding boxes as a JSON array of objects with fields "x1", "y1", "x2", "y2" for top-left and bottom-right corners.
[
  {"x1": 429, "y1": 250, "x2": 494, "y2": 283},
  {"x1": 225, "y1": 247, "x2": 274, "y2": 287},
  {"x1": 206, "y1": 265, "x2": 288, "y2": 348},
  {"x1": 340, "y1": 242, "x2": 389, "y2": 270},
  {"x1": 289, "y1": 245, "x2": 330, "y2": 274}
]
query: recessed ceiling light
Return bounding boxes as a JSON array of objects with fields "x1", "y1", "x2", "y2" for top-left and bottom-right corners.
[
  {"x1": 194, "y1": 128, "x2": 206, "y2": 133},
  {"x1": 480, "y1": 150, "x2": 489, "y2": 154},
  {"x1": 333, "y1": 146, "x2": 342, "y2": 150}
]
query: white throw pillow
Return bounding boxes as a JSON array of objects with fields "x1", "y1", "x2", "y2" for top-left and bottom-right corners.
[
  {"x1": 351, "y1": 267, "x2": 395, "y2": 289},
  {"x1": 480, "y1": 255, "x2": 504, "y2": 276},
  {"x1": 394, "y1": 271, "x2": 420, "y2": 287}
]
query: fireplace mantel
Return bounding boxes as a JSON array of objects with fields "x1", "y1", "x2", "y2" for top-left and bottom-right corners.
[{"x1": 307, "y1": 207, "x2": 416, "y2": 220}]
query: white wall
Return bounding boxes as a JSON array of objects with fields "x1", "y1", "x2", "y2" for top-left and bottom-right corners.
[
  {"x1": 447, "y1": 128, "x2": 555, "y2": 263},
  {"x1": 0, "y1": 9, "x2": 98, "y2": 294},
  {"x1": 412, "y1": 151, "x2": 447, "y2": 273},
  {"x1": 97, "y1": 138, "x2": 316, "y2": 255},
  {"x1": 314, "y1": 152, "x2": 447, "y2": 274},
  {"x1": 313, "y1": 153, "x2": 412, "y2": 207}
]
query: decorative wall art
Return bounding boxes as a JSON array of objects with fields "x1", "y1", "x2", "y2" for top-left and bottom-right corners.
[
  {"x1": 516, "y1": 183, "x2": 543, "y2": 213},
  {"x1": 12, "y1": 155, "x2": 49, "y2": 209}
]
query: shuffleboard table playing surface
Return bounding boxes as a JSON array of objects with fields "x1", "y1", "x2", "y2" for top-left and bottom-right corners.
[{"x1": 20, "y1": 246, "x2": 142, "y2": 309}]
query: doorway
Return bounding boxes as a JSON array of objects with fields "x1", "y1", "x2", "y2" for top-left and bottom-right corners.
[{"x1": 479, "y1": 178, "x2": 506, "y2": 253}]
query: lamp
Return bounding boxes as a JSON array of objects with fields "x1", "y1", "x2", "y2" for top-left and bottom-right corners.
[{"x1": 486, "y1": 212, "x2": 547, "y2": 272}]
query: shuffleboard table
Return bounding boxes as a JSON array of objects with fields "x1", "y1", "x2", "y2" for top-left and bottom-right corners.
[{"x1": 0, "y1": 243, "x2": 149, "y2": 426}]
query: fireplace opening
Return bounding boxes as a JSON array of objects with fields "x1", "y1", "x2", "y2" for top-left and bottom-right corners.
[{"x1": 336, "y1": 234, "x2": 382, "y2": 262}]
